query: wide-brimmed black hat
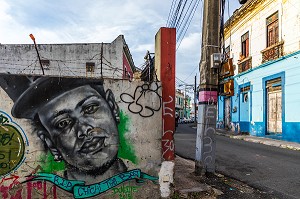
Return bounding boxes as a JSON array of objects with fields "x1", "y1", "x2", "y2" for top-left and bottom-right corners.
[{"x1": 0, "y1": 74, "x2": 105, "y2": 120}]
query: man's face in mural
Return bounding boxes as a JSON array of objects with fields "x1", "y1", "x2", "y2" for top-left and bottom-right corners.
[{"x1": 38, "y1": 85, "x2": 119, "y2": 172}]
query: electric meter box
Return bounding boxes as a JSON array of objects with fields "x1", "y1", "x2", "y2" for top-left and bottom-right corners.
[{"x1": 210, "y1": 53, "x2": 223, "y2": 69}]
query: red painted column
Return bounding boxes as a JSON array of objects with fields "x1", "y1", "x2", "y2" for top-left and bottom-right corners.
[{"x1": 155, "y1": 28, "x2": 176, "y2": 161}]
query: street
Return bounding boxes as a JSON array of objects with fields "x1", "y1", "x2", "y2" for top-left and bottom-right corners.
[{"x1": 175, "y1": 123, "x2": 300, "y2": 199}]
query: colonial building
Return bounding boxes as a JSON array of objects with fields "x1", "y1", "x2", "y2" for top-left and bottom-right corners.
[
  {"x1": 0, "y1": 35, "x2": 135, "y2": 80},
  {"x1": 218, "y1": 0, "x2": 300, "y2": 142}
]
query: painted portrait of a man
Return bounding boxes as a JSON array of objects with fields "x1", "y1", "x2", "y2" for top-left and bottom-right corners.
[{"x1": 0, "y1": 75, "x2": 127, "y2": 185}]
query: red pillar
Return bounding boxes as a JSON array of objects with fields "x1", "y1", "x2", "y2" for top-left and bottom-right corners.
[{"x1": 155, "y1": 27, "x2": 176, "y2": 161}]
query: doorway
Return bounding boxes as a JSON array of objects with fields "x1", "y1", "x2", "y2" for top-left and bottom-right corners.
[
  {"x1": 266, "y1": 78, "x2": 282, "y2": 134},
  {"x1": 224, "y1": 97, "x2": 231, "y2": 129}
]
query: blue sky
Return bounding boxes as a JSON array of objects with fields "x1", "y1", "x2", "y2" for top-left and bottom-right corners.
[{"x1": 0, "y1": 0, "x2": 241, "y2": 88}]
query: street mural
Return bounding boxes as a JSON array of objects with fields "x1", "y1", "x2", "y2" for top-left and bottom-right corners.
[
  {"x1": 0, "y1": 111, "x2": 28, "y2": 177},
  {"x1": 0, "y1": 74, "x2": 161, "y2": 198}
]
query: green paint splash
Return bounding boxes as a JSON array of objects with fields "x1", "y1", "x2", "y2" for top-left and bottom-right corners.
[
  {"x1": 39, "y1": 151, "x2": 65, "y2": 173},
  {"x1": 118, "y1": 111, "x2": 138, "y2": 164}
]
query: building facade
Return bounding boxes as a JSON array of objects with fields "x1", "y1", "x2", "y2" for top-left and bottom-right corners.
[
  {"x1": 176, "y1": 89, "x2": 185, "y2": 118},
  {"x1": 0, "y1": 35, "x2": 135, "y2": 80},
  {"x1": 218, "y1": 0, "x2": 300, "y2": 142}
]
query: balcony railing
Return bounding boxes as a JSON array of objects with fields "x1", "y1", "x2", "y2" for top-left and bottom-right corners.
[
  {"x1": 261, "y1": 41, "x2": 284, "y2": 63},
  {"x1": 238, "y1": 56, "x2": 252, "y2": 74}
]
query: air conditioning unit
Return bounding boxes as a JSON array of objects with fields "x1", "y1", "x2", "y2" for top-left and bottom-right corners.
[{"x1": 210, "y1": 53, "x2": 223, "y2": 69}]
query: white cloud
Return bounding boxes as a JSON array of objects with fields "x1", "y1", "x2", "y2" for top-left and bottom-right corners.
[
  {"x1": 133, "y1": 44, "x2": 154, "y2": 53},
  {"x1": 177, "y1": 32, "x2": 201, "y2": 53},
  {"x1": 0, "y1": 0, "x2": 240, "y2": 86}
]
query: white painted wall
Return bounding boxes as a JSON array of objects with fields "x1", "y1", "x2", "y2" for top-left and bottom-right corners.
[{"x1": 225, "y1": 0, "x2": 300, "y2": 73}]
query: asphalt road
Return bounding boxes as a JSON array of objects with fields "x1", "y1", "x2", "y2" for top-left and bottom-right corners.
[{"x1": 175, "y1": 123, "x2": 300, "y2": 199}]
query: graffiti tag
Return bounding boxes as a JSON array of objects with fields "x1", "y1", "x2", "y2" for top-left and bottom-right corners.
[
  {"x1": 162, "y1": 95, "x2": 175, "y2": 160},
  {"x1": 203, "y1": 105, "x2": 216, "y2": 165},
  {"x1": 120, "y1": 82, "x2": 161, "y2": 117},
  {"x1": 0, "y1": 175, "x2": 57, "y2": 199},
  {"x1": 112, "y1": 184, "x2": 139, "y2": 199}
]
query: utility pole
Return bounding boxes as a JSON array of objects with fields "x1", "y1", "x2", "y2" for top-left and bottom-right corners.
[
  {"x1": 194, "y1": 75, "x2": 197, "y2": 124},
  {"x1": 195, "y1": 0, "x2": 220, "y2": 174},
  {"x1": 184, "y1": 85, "x2": 187, "y2": 117}
]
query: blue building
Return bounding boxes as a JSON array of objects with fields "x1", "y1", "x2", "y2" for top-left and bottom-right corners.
[{"x1": 218, "y1": 0, "x2": 300, "y2": 143}]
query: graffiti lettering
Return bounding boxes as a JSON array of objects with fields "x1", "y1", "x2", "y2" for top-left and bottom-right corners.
[
  {"x1": 120, "y1": 82, "x2": 162, "y2": 117},
  {"x1": 0, "y1": 151, "x2": 12, "y2": 170},
  {"x1": 0, "y1": 133, "x2": 14, "y2": 146},
  {"x1": 0, "y1": 111, "x2": 26, "y2": 176},
  {"x1": 112, "y1": 184, "x2": 139, "y2": 199},
  {"x1": 162, "y1": 140, "x2": 174, "y2": 157},
  {"x1": 163, "y1": 96, "x2": 174, "y2": 117},
  {"x1": 29, "y1": 170, "x2": 158, "y2": 198},
  {"x1": 202, "y1": 105, "x2": 216, "y2": 166},
  {"x1": 0, "y1": 185, "x2": 22, "y2": 199},
  {"x1": 54, "y1": 175, "x2": 73, "y2": 190},
  {"x1": 0, "y1": 115, "x2": 9, "y2": 125},
  {"x1": 1, "y1": 175, "x2": 20, "y2": 199},
  {"x1": 26, "y1": 179, "x2": 57, "y2": 199},
  {"x1": 162, "y1": 95, "x2": 175, "y2": 160}
]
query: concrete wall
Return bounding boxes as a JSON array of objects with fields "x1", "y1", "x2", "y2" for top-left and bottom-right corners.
[
  {"x1": 0, "y1": 35, "x2": 129, "y2": 79},
  {"x1": 0, "y1": 74, "x2": 162, "y2": 198}
]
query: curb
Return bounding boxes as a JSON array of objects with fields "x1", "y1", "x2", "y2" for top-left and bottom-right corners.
[{"x1": 216, "y1": 132, "x2": 300, "y2": 151}]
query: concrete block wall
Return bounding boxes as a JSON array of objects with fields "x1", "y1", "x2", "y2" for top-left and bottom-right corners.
[
  {"x1": 0, "y1": 75, "x2": 162, "y2": 198},
  {"x1": 0, "y1": 35, "x2": 125, "y2": 78}
]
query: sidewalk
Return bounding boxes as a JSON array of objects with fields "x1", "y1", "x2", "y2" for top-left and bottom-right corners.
[
  {"x1": 216, "y1": 128, "x2": 300, "y2": 151},
  {"x1": 174, "y1": 156, "x2": 274, "y2": 198}
]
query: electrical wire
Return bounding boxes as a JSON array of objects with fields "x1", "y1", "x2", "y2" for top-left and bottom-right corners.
[
  {"x1": 176, "y1": 0, "x2": 201, "y2": 50},
  {"x1": 166, "y1": 0, "x2": 178, "y2": 27},
  {"x1": 174, "y1": 0, "x2": 188, "y2": 28}
]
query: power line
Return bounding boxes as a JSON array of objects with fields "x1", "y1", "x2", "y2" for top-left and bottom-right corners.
[
  {"x1": 176, "y1": 0, "x2": 201, "y2": 50},
  {"x1": 166, "y1": 0, "x2": 178, "y2": 27},
  {"x1": 174, "y1": 0, "x2": 189, "y2": 28}
]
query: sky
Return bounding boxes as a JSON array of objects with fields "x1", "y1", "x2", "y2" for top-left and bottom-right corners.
[{"x1": 0, "y1": 0, "x2": 241, "y2": 90}]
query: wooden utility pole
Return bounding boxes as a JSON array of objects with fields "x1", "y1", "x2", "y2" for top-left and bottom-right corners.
[
  {"x1": 194, "y1": 75, "x2": 197, "y2": 124},
  {"x1": 195, "y1": 0, "x2": 220, "y2": 174}
]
